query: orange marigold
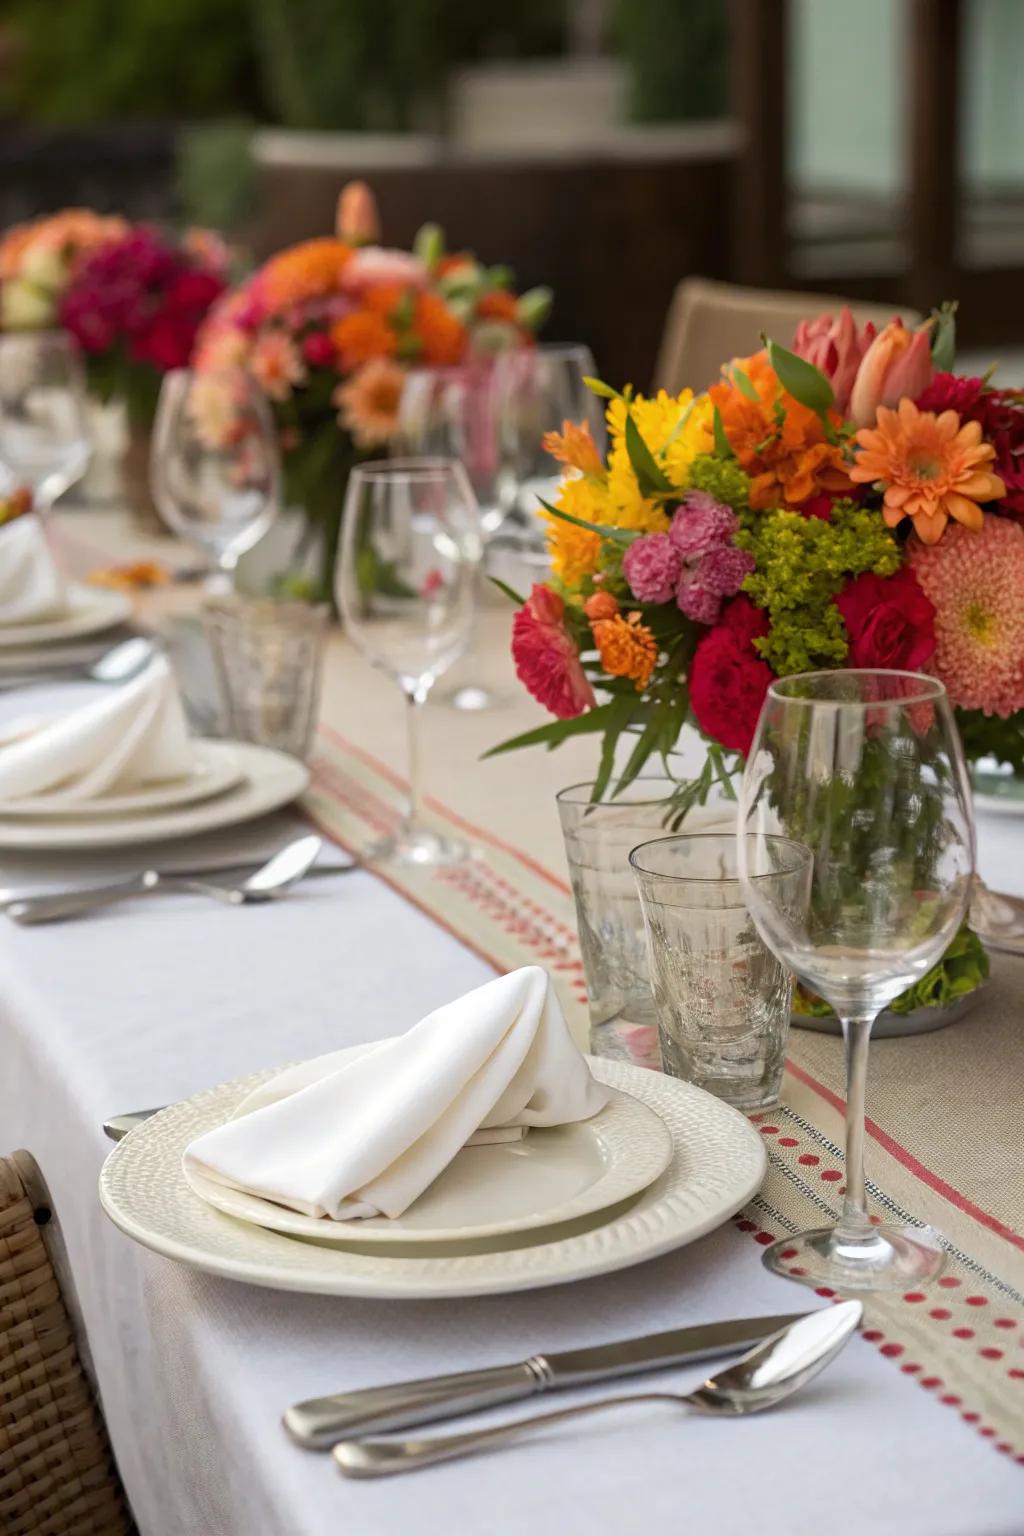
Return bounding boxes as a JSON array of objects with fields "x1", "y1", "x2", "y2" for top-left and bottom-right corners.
[
  {"x1": 543, "y1": 419, "x2": 605, "y2": 478},
  {"x1": 475, "y1": 289, "x2": 519, "y2": 323},
  {"x1": 709, "y1": 349, "x2": 851, "y2": 510},
  {"x1": 260, "y1": 239, "x2": 352, "y2": 314},
  {"x1": 330, "y1": 309, "x2": 398, "y2": 370},
  {"x1": 414, "y1": 291, "x2": 466, "y2": 366},
  {"x1": 592, "y1": 612, "x2": 658, "y2": 690},
  {"x1": 584, "y1": 590, "x2": 620, "y2": 621}
]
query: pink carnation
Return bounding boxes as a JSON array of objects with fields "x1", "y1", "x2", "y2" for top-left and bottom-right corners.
[
  {"x1": 622, "y1": 532, "x2": 682, "y2": 603},
  {"x1": 668, "y1": 492, "x2": 738, "y2": 560},
  {"x1": 911, "y1": 515, "x2": 1024, "y2": 716},
  {"x1": 512, "y1": 585, "x2": 595, "y2": 720}
]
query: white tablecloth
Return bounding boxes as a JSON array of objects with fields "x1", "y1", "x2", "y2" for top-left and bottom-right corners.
[{"x1": 1, "y1": 684, "x2": 1021, "y2": 1536}]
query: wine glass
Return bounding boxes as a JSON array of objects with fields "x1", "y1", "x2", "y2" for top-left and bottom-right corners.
[
  {"x1": 493, "y1": 342, "x2": 605, "y2": 544},
  {"x1": 335, "y1": 458, "x2": 483, "y2": 866},
  {"x1": 151, "y1": 369, "x2": 280, "y2": 591},
  {"x1": 0, "y1": 331, "x2": 92, "y2": 510},
  {"x1": 395, "y1": 362, "x2": 509, "y2": 713},
  {"x1": 737, "y1": 669, "x2": 975, "y2": 1291}
]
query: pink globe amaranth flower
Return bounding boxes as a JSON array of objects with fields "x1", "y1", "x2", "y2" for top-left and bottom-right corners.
[
  {"x1": 792, "y1": 307, "x2": 878, "y2": 415},
  {"x1": 849, "y1": 318, "x2": 934, "y2": 428},
  {"x1": 675, "y1": 569, "x2": 723, "y2": 625},
  {"x1": 668, "y1": 492, "x2": 738, "y2": 560},
  {"x1": 622, "y1": 532, "x2": 682, "y2": 603},
  {"x1": 340, "y1": 246, "x2": 428, "y2": 296},
  {"x1": 911, "y1": 514, "x2": 1024, "y2": 716},
  {"x1": 698, "y1": 542, "x2": 755, "y2": 598},
  {"x1": 512, "y1": 585, "x2": 595, "y2": 720}
]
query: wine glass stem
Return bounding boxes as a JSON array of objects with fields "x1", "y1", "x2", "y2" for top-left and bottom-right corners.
[
  {"x1": 837, "y1": 1013, "x2": 875, "y2": 1241},
  {"x1": 404, "y1": 684, "x2": 429, "y2": 829}
]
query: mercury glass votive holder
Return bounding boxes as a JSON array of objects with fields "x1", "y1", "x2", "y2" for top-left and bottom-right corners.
[
  {"x1": 630, "y1": 833, "x2": 812, "y2": 1109},
  {"x1": 202, "y1": 597, "x2": 328, "y2": 761}
]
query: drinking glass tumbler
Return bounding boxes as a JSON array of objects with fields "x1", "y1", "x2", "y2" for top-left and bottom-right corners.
[
  {"x1": 203, "y1": 597, "x2": 328, "y2": 760},
  {"x1": 631, "y1": 833, "x2": 812, "y2": 1108}
]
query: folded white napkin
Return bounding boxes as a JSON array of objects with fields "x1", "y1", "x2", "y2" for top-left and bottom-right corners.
[
  {"x1": 185, "y1": 966, "x2": 609, "y2": 1222},
  {"x1": 0, "y1": 654, "x2": 195, "y2": 802},
  {"x1": 0, "y1": 516, "x2": 68, "y2": 625}
]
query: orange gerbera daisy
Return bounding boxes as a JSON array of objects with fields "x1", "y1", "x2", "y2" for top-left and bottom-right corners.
[
  {"x1": 334, "y1": 358, "x2": 406, "y2": 447},
  {"x1": 542, "y1": 419, "x2": 605, "y2": 478},
  {"x1": 414, "y1": 291, "x2": 466, "y2": 366},
  {"x1": 592, "y1": 612, "x2": 658, "y2": 690},
  {"x1": 851, "y1": 398, "x2": 1006, "y2": 545},
  {"x1": 362, "y1": 283, "x2": 409, "y2": 320},
  {"x1": 330, "y1": 309, "x2": 397, "y2": 370},
  {"x1": 709, "y1": 350, "x2": 851, "y2": 510},
  {"x1": 259, "y1": 239, "x2": 352, "y2": 314}
]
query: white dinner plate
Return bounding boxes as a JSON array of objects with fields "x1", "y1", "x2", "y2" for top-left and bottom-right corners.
[
  {"x1": 183, "y1": 1087, "x2": 674, "y2": 1246},
  {"x1": 0, "y1": 741, "x2": 308, "y2": 849},
  {"x1": 99, "y1": 1058, "x2": 767, "y2": 1298},
  {"x1": 0, "y1": 740, "x2": 244, "y2": 817},
  {"x1": 0, "y1": 583, "x2": 132, "y2": 647}
]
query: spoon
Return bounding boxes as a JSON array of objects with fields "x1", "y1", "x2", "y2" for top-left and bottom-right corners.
[
  {"x1": 6, "y1": 834, "x2": 323, "y2": 925},
  {"x1": 0, "y1": 636, "x2": 157, "y2": 692},
  {"x1": 333, "y1": 1302, "x2": 862, "y2": 1479}
]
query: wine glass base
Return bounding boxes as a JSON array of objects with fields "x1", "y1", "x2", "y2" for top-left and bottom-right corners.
[
  {"x1": 366, "y1": 825, "x2": 472, "y2": 869},
  {"x1": 436, "y1": 684, "x2": 509, "y2": 712},
  {"x1": 763, "y1": 1223, "x2": 946, "y2": 1292}
]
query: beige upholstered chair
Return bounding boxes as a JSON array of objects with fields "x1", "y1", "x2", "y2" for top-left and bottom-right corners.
[
  {"x1": 0, "y1": 1153, "x2": 133, "y2": 1536},
  {"x1": 654, "y1": 276, "x2": 921, "y2": 395}
]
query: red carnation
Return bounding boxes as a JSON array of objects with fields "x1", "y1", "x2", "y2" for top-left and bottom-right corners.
[
  {"x1": 690, "y1": 595, "x2": 774, "y2": 756},
  {"x1": 963, "y1": 388, "x2": 1024, "y2": 519},
  {"x1": 834, "y1": 567, "x2": 936, "y2": 672},
  {"x1": 915, "y1": 371, "x2": 986, "y2": 416},
  {"x1": 512, "y1": 585, "x2": 595, "y2": 720}
]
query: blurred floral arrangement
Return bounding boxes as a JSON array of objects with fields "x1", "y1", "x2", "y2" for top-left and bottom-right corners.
[
  {"x1": 193, "y1": 181, "x2": 550, "y2": 595},
  {"x1": 0, "y1": 486, "x2": 33, "y2": 529},
  {"x1": 0, "y1": 209, "x2": 230, "y2": 425},
  {"x1": 494, "y1": 304, "x2": 1024, "y2": 794}
]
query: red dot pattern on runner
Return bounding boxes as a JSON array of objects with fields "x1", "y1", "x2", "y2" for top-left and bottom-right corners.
[
  {"x1": 754, "y1": 1231, "x2": 774, "y2": 1246},
  {"x1": 996, "y1": 1443, "x2": 1012, "y2": 1455},
  {"x1": 966, "y1": 1295, "x2": 988, "y2": 1307},
  {"x1": 1008, "y1": 1369, "x2": 1024, "y2": 1381},
  {"x1": 938, "y1": 1276, "x2": 961, "y2": 1288},
  {"x1": 862, "y1": 1329, "x2": 884, "y2": 1343},
  {"x1": 798, "y1": 1154, "x2": 819, "y2": 1166},
  {"x1": 815, "y1": 1287, "x2": 835, "y2": 1298},
  {"x1": 779, "y1": 1247, "x2": 798, "y2": 1260},
  {"x1": 820, "y1": 1169, "x2": 842, "y2": 1182},
  {"x1": 953, "y1": 1328, "x2": 975, "y2": 1340},
  {"x1": 994, "y1": 1318, "x2": 1017, "y2": 1330},
  {"x1": 979, "y1": 1427, "x2": 996, "y2": 1438},
  {"x1": 759, "y1": 1125, "x2": 779, "y2": 1135},
  {"x1": 789, "y1": 1266, "x2": 808, "y2": 1276},
  {"x1": 880, "y1": 1343, "x2": 904, "y2": 1358},
  {"x1": 980, "y1": 1348, "x2": 1003, "y2": 1361},
  {"x1": 939, "y1": 1392, "x2": 959, "y2": 1405},
  {"x1": 962, "y1": 1411, "x2": 981, "y2": 1424},
  {"x1": 901, "y1": 1362, "x2": 921, "y2": 1374},
  {"x1": 921, "y1": 1377, "x2": 943, "y2": 1390},
  {"x1": 903, "y1": 1292, "x2": 926, "y2": 1303},
  {"x1": 736, "y1": 1219, "x2": 757, "y2": 1232},
  {"x1": 929, "y1": 1308, "x2": 952, "y2": 1320}
]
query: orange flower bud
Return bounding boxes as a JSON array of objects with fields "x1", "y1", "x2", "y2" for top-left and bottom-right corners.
[
  {"x1": 584, "y1": 590, "x2": 619, "y2": 621},
  {"x1": 336, "y1": 181, "x2": 381, "y2": 246}
]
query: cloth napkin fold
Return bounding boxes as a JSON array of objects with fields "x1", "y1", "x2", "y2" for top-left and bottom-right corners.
[
  {"x1": 0, "y1": 654, "x2": 195, "y2": 802},
  {"x1": 184, "y1": 966, "x2": 609, "y2": 1222},
  {"x1": 0, "y1": 516, "x2": 68, "y2": 624}
]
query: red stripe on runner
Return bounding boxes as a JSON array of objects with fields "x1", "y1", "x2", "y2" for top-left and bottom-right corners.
[
  {"x1": 784, "y1": 1058, "x2": 1024, "y2": 1256},
  {"x1": 317, "y1": 723, "x2": 574, "y2": 897}
]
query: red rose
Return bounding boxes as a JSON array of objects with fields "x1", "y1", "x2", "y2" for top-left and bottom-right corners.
[
  {"x1": 834, "y1": 568, "x2": 935, "y2": 671},
  {"x1": 690, "y1": 596, "x2": 775, "y2": 755}
]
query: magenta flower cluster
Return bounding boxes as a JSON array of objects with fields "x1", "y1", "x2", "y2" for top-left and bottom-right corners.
[{"x1": 622, "y1": 491, "x2": 754, "y2": 624}]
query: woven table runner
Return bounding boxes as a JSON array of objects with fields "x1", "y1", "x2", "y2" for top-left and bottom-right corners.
[{"x1": 305, "y1": 726, "x2": 1024, "y2": 1465}]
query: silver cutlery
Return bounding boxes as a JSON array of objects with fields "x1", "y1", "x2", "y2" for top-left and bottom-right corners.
[
  {"x1": 103, "y1": 1110, "x2": 161, "y2": 1141},
  {"x1": 284, "y1": 1312, "x2": 811, "y2": 1449},
  {"x1": 0, "y1": 853, "x2": 357, "y2": 909},
  {"x1": 6, "y1": 834, "x2": 325, "y2": 925},
  {"x1": 0, "y1": 636, "x2": 157, "y2": 692},
  {"x1": 334, "y1": 1303, "x2": 862, "y2": 1478}
]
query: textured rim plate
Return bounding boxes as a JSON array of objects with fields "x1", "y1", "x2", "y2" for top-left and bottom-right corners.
[
  {"x1": 0, "y1": 741, "x2": 308, "y2": 849},
  {"x1": 99, "y1": 1058, "x2": 767, "y2": 1298},
  {"x1": 792, "y1": 982, "x2": 987, "y2": 1039},
  {"x1": 0, "y1": 740, "x2": 244, "y2": 817},
  {"x1": 183, "y1": 1087, "x2": 674, "y2": 1245},
  {"x1": 0, "y1": 583, "x2": 132, "y2": 647}
]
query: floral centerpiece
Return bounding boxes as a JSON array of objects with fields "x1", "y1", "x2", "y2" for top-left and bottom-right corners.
[
  {"x1": 192, "y1": 182, "x2": 550, "y2": 596},
  {"x1": 0, "y1": 210, "x2": 230, "y2": 426},
  {"x1": 495, "y1": 305, "x2": 1013, "y2": 1012}
]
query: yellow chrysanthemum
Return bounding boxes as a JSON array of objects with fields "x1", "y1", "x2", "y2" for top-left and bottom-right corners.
[
  {"x1": 545, "y1": 476, "x2": 609, "y2": 583},
  {"x1": 606, "y1": 459, "x2": 670, "y2": 532},
  {"x1": 603, "y1": 388, "x2": 704, "y2": 533},
  {"x1": 663, "y1": 392, "x2": 715, "y2": 483}
]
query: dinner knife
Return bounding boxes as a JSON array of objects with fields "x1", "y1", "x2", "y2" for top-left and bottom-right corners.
[{"x1": 283, "y1": 1313, "x2": 810, "y2": 1448}]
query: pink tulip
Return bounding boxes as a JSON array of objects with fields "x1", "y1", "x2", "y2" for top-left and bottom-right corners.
[
  {"x1": 335, "y1": 180, "x2": 381, "y2": 246},
  {"x1": 848, "y1": 318, "x2": 934, "y2": 428},
  {"x1": 792, "y1": 307, "x2": 877, "y2": 414}
]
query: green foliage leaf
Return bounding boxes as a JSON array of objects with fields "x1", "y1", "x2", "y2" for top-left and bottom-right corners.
[
  {"x1": 766, "y1": 338, "x2": 835, "y2": 417},
  {"x1": 482, "y1": 702, "x2": 624, "y2": 760},
  {"x1": 930, "y1": 302, "x2": 958, "y2": 372},
  {"x1": 731, "y1": 366, "x2": 759, "y2": 402},
  {"x1": 538, "y1": 497, "x2": 639, "y2": 546},
  {"x1": 712, "y1": 406, "x2": 734, "y2": 459},
  {"x1": 488, "y1": 576, "x2": 527, "y2": 606},
  {"x1": 592, "y1": 694, "x2": 645, "y2": 801},
  {"x1": 584, "y1": 376, "x2": 620, "y2": 400},
  {"x1": 625, "y1": 413, "x2": 673, "y2": 496}
]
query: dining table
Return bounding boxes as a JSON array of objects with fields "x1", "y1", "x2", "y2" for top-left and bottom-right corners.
[{"x1": 0, "y1": 505, "x2": 1021, "y2": 1536}]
